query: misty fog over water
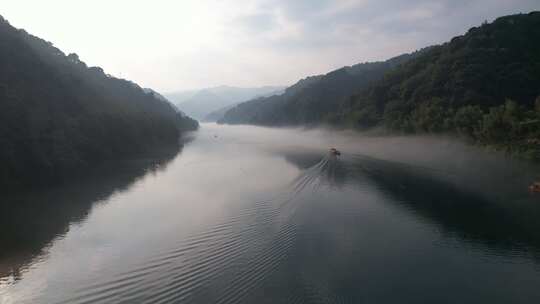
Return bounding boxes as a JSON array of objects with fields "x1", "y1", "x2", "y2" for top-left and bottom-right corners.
[{"x1": 1, "y1": 123, "x2": 540, "y2": 303}]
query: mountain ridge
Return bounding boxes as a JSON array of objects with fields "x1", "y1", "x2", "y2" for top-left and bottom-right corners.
[{"x1": 166, "y1": 85, "x2": 285, "y2": 120}]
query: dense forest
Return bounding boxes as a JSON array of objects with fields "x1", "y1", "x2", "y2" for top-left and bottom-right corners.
[
  {"x1": 0, "y1": 15, "x2": 198, "y2": 187},
  {"x1": 221, "y1": 12, "x2": 540, "y2": 158},
  {"x1": 339, "y1": 12, "x2": 540, "y2": 157}
]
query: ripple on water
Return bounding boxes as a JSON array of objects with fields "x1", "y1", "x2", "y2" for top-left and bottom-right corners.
[{"x1": 56, "y1": 190, "x2": 304, "y2": 304}]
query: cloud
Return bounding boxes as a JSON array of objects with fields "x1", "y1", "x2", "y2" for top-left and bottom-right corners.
[{"x1": 235, "y1": 0, "x2": 537, "y2": 42}]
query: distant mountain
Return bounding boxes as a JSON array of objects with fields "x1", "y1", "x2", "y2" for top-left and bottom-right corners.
[
  {"x1": 0, "y1": 15, "x2": 198, "y2": 187},
  {"x1": 165, "y1": 90, "x2": 199, "y2": 104},
  {"x1": 204, "y1": 103, "x2": 241, "y2": 122},
  {"x1": 219, "y1": 52, "x2": 421, "y2": 125},
  {"x1": 166, "y1": 86, "x2": 285, "y2": 120},
  {"x1": 175, "y1": 89, "x2": 226, "y2": 120}
]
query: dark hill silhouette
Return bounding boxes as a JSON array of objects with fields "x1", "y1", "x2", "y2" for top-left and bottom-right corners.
[{"x1": 0, "y1": 15, "x2": 198, "y2": 187}]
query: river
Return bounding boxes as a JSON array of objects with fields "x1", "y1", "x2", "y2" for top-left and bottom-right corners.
[{"x1": 1, "y1": 123, "x2": 540, "y2": 303}]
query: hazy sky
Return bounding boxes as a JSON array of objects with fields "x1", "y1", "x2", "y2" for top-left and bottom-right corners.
[{"x1": 2, "y1": 1, "x2": 539, "y2": 92}]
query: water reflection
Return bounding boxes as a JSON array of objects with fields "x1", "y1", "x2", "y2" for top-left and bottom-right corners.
[
  {"x1": 283, "y1": 151, "x2": 540, "y2": 259},
  {"x1": 2, "y1": 124, "x2": 540, "y2": 303},
  {"x1": 0, "y1": 145, "x2": 182, "y2": 281}
]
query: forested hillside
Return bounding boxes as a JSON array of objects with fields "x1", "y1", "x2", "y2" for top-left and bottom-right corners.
[
  {"x1": 339, "y1": 12, "x2": 540, "y2": 157},
  {"x1": 219, "y1": 52, "x2": 422, "y2": 125},
  {"x1": 0, "y1": 15, "x2": 198, "y2": 187},
  {"x1": 221, "y1": 12, "x2": 540, "y2": 158}
]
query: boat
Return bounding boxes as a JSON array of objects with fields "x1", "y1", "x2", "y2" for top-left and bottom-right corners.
[{"x1": 329, "y1": 148, "x2": 341, "y2": 156}]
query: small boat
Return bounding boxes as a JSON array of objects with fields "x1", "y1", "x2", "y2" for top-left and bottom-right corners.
[
  {"x1": 329, "y1": 148, "x2": 341, "y2": 156},
  {"x1": 529, "y1": 181, "x2": 540, "y2": 193}
]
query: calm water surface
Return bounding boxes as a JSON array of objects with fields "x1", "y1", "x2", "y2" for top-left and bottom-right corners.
[{"x1": 1, "y1": 124, "x2": 540, "y2": 303}]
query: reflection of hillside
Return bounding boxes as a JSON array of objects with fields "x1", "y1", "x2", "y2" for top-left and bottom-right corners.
[
  {"x1": 0, "y1": 145, "x2": 182, "y2": 280},
  {"x1": 284, "y1": 152, "x2": 540, "y2": 258}
]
